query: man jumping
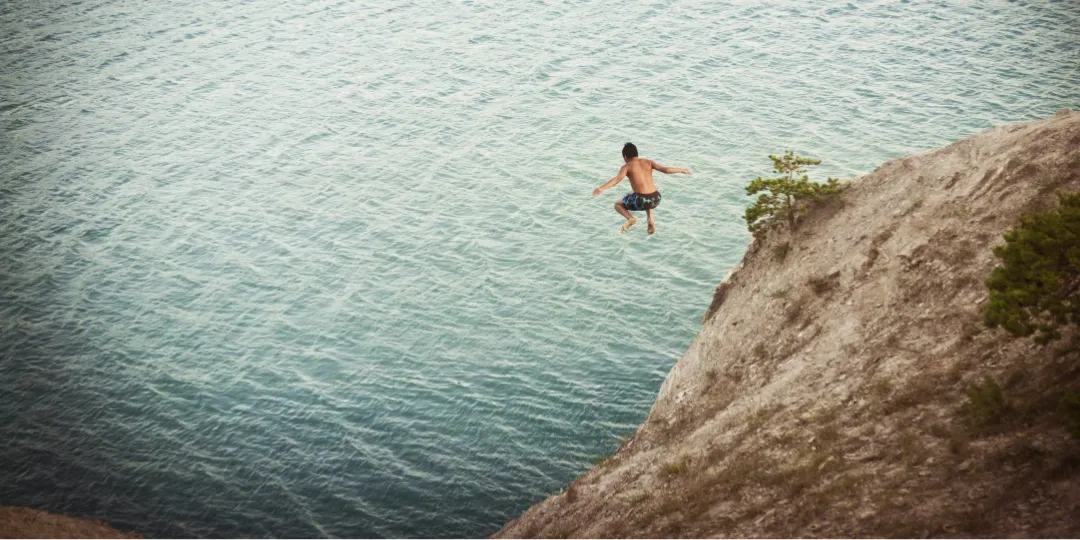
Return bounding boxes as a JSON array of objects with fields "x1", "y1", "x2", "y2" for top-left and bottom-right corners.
[{"x1": 592, "y1": 142, "x2": 692, "y2": 235}]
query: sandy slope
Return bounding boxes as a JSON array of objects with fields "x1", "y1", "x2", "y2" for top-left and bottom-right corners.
[{"x1": 496, "y1": 109, "x2": 1080, "y2": 538}]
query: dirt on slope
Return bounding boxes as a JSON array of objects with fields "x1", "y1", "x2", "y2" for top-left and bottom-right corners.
[
  {"x1": 495, "y1": 109, "x2": 1080, "y2": 538},
  {"x1": 0, "y1": 506, "x2": 138, "y2": 538}
]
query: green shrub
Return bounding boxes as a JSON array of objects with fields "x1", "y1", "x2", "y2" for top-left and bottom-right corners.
[
  {"x1": 744, "y1": 151, "x2": 843, "y2": 234},
  {"x1": 984, "y1": 192, "x2": 1080, "y2": 344},
  {"x1": 965, "y1": 376, "x2": 1008, "y2": 427}
]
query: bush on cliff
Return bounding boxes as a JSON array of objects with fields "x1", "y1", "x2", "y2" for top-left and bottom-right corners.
[
  {"x1": 743, "y1": 151, "x2": 842, "y2": 235},
  {"x1": 984, "y1": 192, "x2": 1080, "y2": 344},
  {"x1": 965, "y1": 376, "x2": 1008, "y2": 428}
]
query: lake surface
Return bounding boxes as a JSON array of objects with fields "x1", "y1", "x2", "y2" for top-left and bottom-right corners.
[{"x1": 1, "y1": 0, "x2": 1077, "y2": 537}]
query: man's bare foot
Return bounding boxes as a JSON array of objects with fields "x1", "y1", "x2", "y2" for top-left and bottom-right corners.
[
  {"x1": 647, "y1": 221, "x2": 655, "y2": 235},
  {"x1": 620, "y1": 217, "x2": 637, "y2": 233}
]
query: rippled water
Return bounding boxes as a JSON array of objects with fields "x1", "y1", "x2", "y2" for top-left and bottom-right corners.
[{"x1": 1, "y1": 0, "x2": 1077, "y2": 537}]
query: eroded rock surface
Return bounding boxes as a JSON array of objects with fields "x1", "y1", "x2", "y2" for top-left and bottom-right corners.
[
  {"x1": 496, "y1": 110, "x2": 1080, "y2": 538},
  {"x1": 0, "y1": 506, "x2": 137, "y2": 539}
]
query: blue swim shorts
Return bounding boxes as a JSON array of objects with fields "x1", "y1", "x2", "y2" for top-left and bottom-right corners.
[{"x1": 621, "y1": 191, "x2": 661, "y2": 212}]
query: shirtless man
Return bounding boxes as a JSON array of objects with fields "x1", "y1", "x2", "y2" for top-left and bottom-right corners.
[{"x1": 592, "y1": 142, "x2": 692, "y2": 235}]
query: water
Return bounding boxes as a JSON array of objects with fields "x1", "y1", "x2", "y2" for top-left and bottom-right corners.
[{"x1": 1, "y1": 0, "x2": 1077, "y2": 537}]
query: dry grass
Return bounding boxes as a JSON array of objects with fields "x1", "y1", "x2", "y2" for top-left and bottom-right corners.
[
  {"x1": 960, "y1": 319, "x2": 984, "y2": 342},
  {"x1": 866, "y1": 372, "x2": 942, "y2": 417},
  {"x1": 904, "y1": 198, "x2": 925, "y2": 216},
  {"x1": 768, "y1": 287, "x2": 790, "y2": 300},
  {"x1": 864, "y1": 377, "x2": 891, "y2": 402},
  {"x1": 874, "y1": 227, "x2": 895, "y2": 246},
  {"x1": 660, "y1": 458, "x2": 691, "y2": 479},
  {"x1": 727, "y1": 369, "x2": 744, "y2": 384},
  {"x1": 948, "y1": 429, "x2": 970, "y2": 455},
  {"x1": 808, "y1": 275, "x2": 837, "y2": 295},
  {"x1": 753, "y1": 342, "x2": 768, "y2": 360},
  {"x1": 774, "y1": 242, "x2": 791, "y2": 263},
  {"x1": 898, "y1": 428, "x2": 926, "y2": 466},
  {"x1": 885, "y1": 332, "x2": 901, "y2": 349},
  {"x1": 785, "y1": 296, "x2": 807, "y2": 324},
  {"x1": 534, "y1": 351, "x2": 1080, "y2": 538},
  {"x1": 703, "y1": 369, "x2": 718, "y2": 389},
  {"x1": 564, "y1": 482, "x2": 578, "y2": 504},
  {"x1": 644, "y1": 405, "x2": 852, "y2": 535}
]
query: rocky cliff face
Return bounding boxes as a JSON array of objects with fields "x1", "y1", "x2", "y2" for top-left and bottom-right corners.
[{"x1": 496, "y1": 110, "x2": 1080, "y2": 538}]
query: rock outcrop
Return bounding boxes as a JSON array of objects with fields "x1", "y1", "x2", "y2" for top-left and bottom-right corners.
[
  {"x1": 496, "y1": 110, "x2": 1080, "y2": 538},
  {"x1": 0, "y1": 506, "x2": 137, "y2": 538}
]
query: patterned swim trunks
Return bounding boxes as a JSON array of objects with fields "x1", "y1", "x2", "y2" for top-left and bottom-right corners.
[{"x1": 621, "y1": 191, "x2": 661, "y2": 211}]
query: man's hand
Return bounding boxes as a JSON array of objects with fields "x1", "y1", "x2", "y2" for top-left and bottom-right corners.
[
  {"x1": 652, "y1": 162, "x2": 692, "y2": 176},
  {"x1": 592, "y1": 187, "x2": 603, "y2": 197},
  {"x1": 681, "y1": 168, "x2": 693, "y2": 175}
]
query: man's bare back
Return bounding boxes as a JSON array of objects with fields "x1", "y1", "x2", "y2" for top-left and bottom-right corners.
[
  {"x1": 623, "y1": 158, "x2": 660, "y2": 195},
  {"x1": 592, "y1": 143, "x2": 691, "y2": 235}
]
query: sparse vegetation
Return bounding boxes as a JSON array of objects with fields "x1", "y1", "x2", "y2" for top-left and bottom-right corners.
[
  {"x1": 774, "y1": 241, "x2": 791, "y2": 262},
  {"x1": 548, "y1": 527, "x2": 574, "y2": 540},
  {"x1": 948, "y1": 430, "x2": 970, "y2": 455},
  {"x1": 753, "y1": 342, "x2": 768, "y2": 360},
  {"x1": 660, "y1": 458, "x2": 691, "y2": 478},
  {"x1": 965, "y1": 376, "x2": 1008, "y2": 428},
  {"x1": 704, "y1": 369, "x2": 718, "y2": 388},
  {"x1": 785, "y1": 296, "x2": 806, "y2": 323},
  {"x1": 768, "y1": 287, "x2": 790, "y2": 300},
  {"x1": 984, "y1": 192, "x2": 1080, "y2": 344},
  {"x1": 875, "y1": 373, "x2": 939, "y2": 416},
  {"x1": 960, "y1": 320, "x2": 983, "y2": 342},
  {"x1": 808, "y1": 275, "x2": 837, "y2": 295},
  {"x1": 885, "y1": 333, "x2": 901, "y2": 349},
  {"x1": 744, "y1": 151, "x2": 844, "y2": 235}
]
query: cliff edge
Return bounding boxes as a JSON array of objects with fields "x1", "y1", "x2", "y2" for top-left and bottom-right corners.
[{"x1": 496, "y1": 110, "x2": 1080, "y2": 538}]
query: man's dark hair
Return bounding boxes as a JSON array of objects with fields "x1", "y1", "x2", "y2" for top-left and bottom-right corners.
[{"x1": 622, "y1": 142, "x2": 638, "y2": 159}]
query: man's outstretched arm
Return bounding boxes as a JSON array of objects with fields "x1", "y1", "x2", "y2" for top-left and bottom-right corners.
[
  {"x1": 651, "y1": 161, "x2": 692, "y2": 175},
  {"x1": 592, "y1": 166, "x2": 628, "y2": 196}
]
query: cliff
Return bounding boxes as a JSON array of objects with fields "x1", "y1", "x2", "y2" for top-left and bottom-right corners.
[
  {"x1": 0, "y1": 507, "x2": 137, "y2": 538},
  {"x1": 496, "y1": 110, "x2": 1080, "y2": 538}
]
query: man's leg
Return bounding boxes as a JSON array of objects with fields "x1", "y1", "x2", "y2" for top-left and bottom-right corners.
[
  {"x1": 646, "y1": 208, "x2": 655, "y2": 235},
  {"x1": 615, "y1": 201, "x2": 636, "y2": 232}
]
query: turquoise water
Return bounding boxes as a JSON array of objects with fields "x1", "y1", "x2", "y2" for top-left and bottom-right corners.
[{"x1": 1, "y1": 0, "x2": 1078, "y2": 537}]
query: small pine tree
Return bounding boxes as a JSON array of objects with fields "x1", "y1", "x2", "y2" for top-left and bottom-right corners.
[
  {"x1": 984, "y1": 192, "x2": 1080, "y2": 344},
  {"x1": 743, "y1": 151, "x2": 842, "y2": 234}
]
